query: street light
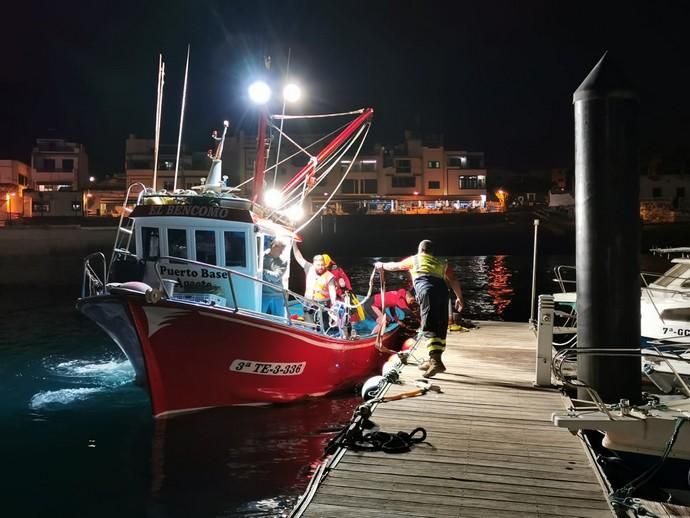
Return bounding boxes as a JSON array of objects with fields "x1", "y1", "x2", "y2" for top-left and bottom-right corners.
[{"x1": 6, "y1": 192, "x2": 15, "y2": 223}]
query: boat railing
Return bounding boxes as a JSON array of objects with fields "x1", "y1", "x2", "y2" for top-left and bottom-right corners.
[
  {"x1": 155, "y1": 255, "x2": 345, "y2": 335},
  {"x1": 82, "y1": 252, "x2": 107, "y2": 298},
  {"x1": 641, "y1": 270, "x2": 690, "y2": 296},
  {"x1": 553, "y1": 265, "x2": 576, "y2": 293},
  {"x1": 108, "y1": 182, "x2": 148, "y2": 282},
  {"x1": 555, "y1": 265, "x2": 690, "y2": 298}
]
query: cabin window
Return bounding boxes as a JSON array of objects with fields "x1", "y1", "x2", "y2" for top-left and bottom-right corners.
[
  {"x1": 195, "y1": 230, "x2": 217, "y2": 265},
  {"x1": 168, "y1": 228, "x2": 187, "y2": 259},
  {"x1": 660, "y1": 307, "x2": 690, "y2": 321},
  {"x1": 142, "y1": 227, "x2": 160, "y2": 259},
  {"x1": 655, "y1": 264, "x2": 690, "y2": 287},
  {"x1": 224, "y1": 231, "x2": 246, "y2": 267}
]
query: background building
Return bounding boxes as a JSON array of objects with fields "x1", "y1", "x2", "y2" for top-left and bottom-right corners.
[
  {"x1": 0, "y1": 160, "x2": 31, "y2": 221},
  {"x1": 31, "y1": 138, "x2": 89, "y2": 191}
]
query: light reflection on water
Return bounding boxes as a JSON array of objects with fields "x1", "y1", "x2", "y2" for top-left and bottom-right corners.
[{"x1": 339, "y1": 254, "x2": 567, "y2": 322}]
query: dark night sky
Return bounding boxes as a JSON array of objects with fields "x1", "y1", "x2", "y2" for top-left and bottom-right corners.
[{"x1": 2, "y1": 0, "x2": 690, "y2": 175}]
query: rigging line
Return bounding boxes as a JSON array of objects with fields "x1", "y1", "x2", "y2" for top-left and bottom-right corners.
[
  {"x1": 281, "y1": 140, "x2": 347, "y2": 206},
  {"x1": 277, "y1": 124, "x2": 366, "y2": 211},
  {"x1": 272, "y1": 109, "x2": 365, "y2": 120},
  {"x1": 293, "y1": 123, "x2": 370, "y2": 235},
  {"x1": 173, "y1": 45, "x2": 190, "y2": 192},
  {"x1": 152, "y1": 55, "x2": 165, "y2": 190},
  {"x1": 267, "y1": 121, "x2": 316, "y2": 162},
  {"x1": 263, "y1": 121, "x2": 350, "y2": 176},
  {"x1": 272, "y1": 48, "x2": 291, "y2": 190},
  {"x1": 277, "y1": 120, "x2": 368, "y2": 207}
]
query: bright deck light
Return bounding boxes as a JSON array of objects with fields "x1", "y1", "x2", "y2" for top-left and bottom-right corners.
[
  {"x1": 248, "y1": 81, "x2": 271, "y2": 104},
  {"x1": 283, "y1": 83, "x2": 301, "y2": 103},
  {"x1": 284, "y1": 204, "x2": 304, "y2": 222},
  {"x1": 263, "y1": 188, "x2": 283, "y2": 209}
]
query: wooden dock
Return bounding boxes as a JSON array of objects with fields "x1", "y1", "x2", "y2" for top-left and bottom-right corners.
[{"x1": 296, "y1": 321, "x2": 614, "y2": 517}]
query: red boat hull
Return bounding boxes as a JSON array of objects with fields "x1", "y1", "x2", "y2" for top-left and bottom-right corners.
[{"x1": 80, "y1": 295, "x2": 398, "y2": 417}]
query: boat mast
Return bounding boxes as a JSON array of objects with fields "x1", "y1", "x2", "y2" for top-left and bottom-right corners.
[
  {"x1": 252, "y1": 112, "x2": 268, "y2": 203},
  {"x1": 152, "y1": 54, "x2": 165, "y2": 190},
  {"x1": 173, "y1": 45, "x2": 190, "y2": 192},
  {"x1": 252, "y1": 55, "x2": 272, "y2": 203},
  {"x1": 272, "y1": 48, "x2": 291, "y2": 190}
]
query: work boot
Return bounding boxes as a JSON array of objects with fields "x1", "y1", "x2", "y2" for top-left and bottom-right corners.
[
  {"x1": 423, "y1": 351, "x2": 446, "y2": 378},
  {"x1": 418, "y1": 359, "x2": 430, "y2": 371}
]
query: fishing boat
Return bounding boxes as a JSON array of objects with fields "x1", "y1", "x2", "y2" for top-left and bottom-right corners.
[{"x1": 77, "y1": 73, "x2": 400, "y2": 417}]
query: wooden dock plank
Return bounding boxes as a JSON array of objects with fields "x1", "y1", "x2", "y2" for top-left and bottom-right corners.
[{"x1": 298, "y1": 321, "x2": 613, "y2": 517}]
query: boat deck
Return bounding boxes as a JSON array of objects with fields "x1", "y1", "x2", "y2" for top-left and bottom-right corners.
[{"x1": 298, "y1": 320, "x2": 614, "y2": 517}]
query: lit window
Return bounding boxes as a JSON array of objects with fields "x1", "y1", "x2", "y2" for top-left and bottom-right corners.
[{"x1": 427, "y1": 160, "x2": 441, "y2": 169}]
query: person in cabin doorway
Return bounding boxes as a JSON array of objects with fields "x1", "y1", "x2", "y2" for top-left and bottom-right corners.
[
  {"x1": 375, "y1": 240, "x2": 464, "y2": 378},
  {"x1": 293, "y1": 243, "x2": 338, "y2": 331},
  {"x1": 370, "y1": 288, "x2": 417, "y2": 334},
  {"x1": 262, "y1": 237, "x2": 289, "y2": 316}
]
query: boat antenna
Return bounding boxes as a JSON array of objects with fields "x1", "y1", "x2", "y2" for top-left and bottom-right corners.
[
  {"x1": 252, "y1": 55, "x2": 271, "y2": 203},
  {"x1": 272, "y1": 48, "x2": 291, "y2": 189},
  {"x1": 152, "y1": 54, "x2": 165, "y2": 190},
  {"x1": 203, "y1": 120, "x2": 229, "y2": 189},
  {"x1": 173, "y1": 45, "x2": 190, "y2": 192}
]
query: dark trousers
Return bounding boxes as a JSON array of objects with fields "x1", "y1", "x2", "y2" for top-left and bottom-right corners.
[{"x1": 414, "y1": 276, "x2": 449, "y2": 350}]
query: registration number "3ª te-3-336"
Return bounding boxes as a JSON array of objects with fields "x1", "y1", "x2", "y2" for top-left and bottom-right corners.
[{"x1": 229, "y1": 360, "x2": 306, "y2": 376}]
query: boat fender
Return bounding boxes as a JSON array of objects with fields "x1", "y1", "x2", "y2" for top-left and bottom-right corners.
[
  {"x1": 116, "y1": 281, "x2": 153, "y2": 294},
  {"x1": 401, "y1": 338, "x2": 416, "y2": 352},
  {"x1": 145, "y1": 288, "x2": 162, "y2": 304},
  {"x1": 381, "y1": 360, "x2": 400, "y2": 382},
  {"x1": 361, "y1": 375, "x2": 385, "y2": 400},
  {"x1": 108, "y1": 281, "x2": 162, "y2": 304}
]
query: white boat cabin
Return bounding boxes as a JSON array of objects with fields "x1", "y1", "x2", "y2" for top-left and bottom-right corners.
[{"x1": 127, "y1": 200, "x2": 293, "y2": 313}]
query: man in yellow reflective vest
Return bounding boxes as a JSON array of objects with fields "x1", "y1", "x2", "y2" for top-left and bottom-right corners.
[{"x1": 375, "y1": 240, "x2": 464, "y2": 378}]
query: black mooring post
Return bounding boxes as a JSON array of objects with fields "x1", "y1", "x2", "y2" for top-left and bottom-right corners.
[{"x1": 574, "y1": 53, "x2": 641, "y2": 404}]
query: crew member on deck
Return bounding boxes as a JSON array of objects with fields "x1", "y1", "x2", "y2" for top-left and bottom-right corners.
[
  {"x1": 375, "y1": 240, "x2": 464, "y2": 378},
  {"x1": 370, "y1": 288, "x2": 417, "y2": 333},
  {"x1": 322, "y1": 254, "x2": 352, "y2": 302},
  {"x1": 293, "y1": 243, "x2": 338, "y2": 331},
  {"x1": 261, "y1": 237, "x2": 288, "y2": 316}
]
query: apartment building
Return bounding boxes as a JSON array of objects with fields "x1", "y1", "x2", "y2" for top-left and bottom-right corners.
[
  {"x1": 0, "y1": 160, "x2": 31, "y2": 219},
  {"x1": 31, "y1": 138, "x2": 89, "y2": 191},
  {"x1": 124, "y1": 135, "x2": 210, "y2": 192},
  {"x1": 305, "y1": 132, "x2": 488, "y2": 213}
]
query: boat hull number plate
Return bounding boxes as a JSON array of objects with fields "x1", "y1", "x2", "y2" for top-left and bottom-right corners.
[{"x1": 229, "y1": 359, "x2": 306, "y2": 376}]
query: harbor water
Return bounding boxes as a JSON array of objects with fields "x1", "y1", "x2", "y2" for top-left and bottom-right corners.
[{"x1": 0, "y1": 254, "x2": 668, "y2": 517}]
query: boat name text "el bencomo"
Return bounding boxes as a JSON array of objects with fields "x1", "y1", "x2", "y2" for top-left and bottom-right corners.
[{"x1": 147, "y1": 205, "x2": 233, "y2": 218}]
